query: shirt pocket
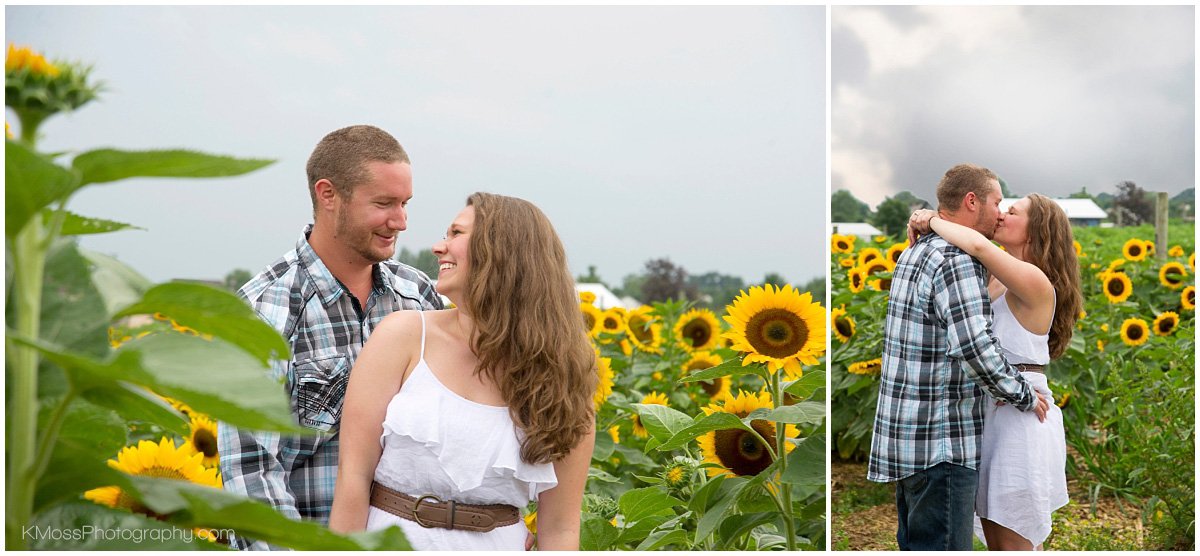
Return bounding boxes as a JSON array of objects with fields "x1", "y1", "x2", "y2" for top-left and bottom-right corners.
[{"x1": 292, "y1": 355, "x2": 350, "y2": 432}]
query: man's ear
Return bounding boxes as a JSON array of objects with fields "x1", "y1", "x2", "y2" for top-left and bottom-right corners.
[
  {"x1": 314, "y1": 179, "x2": 338, "y2": 211},
  {"x1": 962, "y1": 191, "x2": 977, "y2": 213}
]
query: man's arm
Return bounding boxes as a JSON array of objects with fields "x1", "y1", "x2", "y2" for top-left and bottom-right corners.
[
  {"x1": 217, "y1": 422, "x2": 302, "y2": 550},
  {"x1": 934, "y1": 252, "x2": 1037, "y2": 411}
]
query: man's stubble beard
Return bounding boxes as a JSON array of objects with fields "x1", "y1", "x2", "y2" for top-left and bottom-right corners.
[{"x1": 334, "y1": 206, "x2": 393, "y2": 264}]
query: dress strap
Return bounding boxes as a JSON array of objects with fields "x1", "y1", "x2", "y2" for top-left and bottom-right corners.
[{"x1": 417, "y1": 311, "x2": 427, "y2": 362}]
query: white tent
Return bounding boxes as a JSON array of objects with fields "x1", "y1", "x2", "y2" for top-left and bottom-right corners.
[
  {"x1": 577, "y1": 283, "x2": 635, "y2": 309},
  {"x1": 1000, "y1": 197, "x2": 1107, "y2": 226},
  {"x1": 830, "y1": 222, "x2": 884, "y2": 239}
]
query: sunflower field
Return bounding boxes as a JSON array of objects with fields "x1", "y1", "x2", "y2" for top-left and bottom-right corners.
[
  {"x1": 568, "y1": 286, "x2": 828, "y2": 550},
  {"x1": 829, "y1": 223, "x2": 1196, "y2": 548}
]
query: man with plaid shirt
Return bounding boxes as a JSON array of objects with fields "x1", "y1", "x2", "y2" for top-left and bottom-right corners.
[
  {"x1": 868, "y1": 164, "x2": 1049, "y2": 551},
  {"x1": 218, "y1": 126, "x2": 443, "y2": 550}
]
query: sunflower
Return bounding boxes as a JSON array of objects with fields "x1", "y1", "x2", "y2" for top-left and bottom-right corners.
[
  {"x1": 594, "y1": 351, "x2": 614, "y2": 410},
  {"x1": 524, "y1": 510, "x2": 537, "y2": 535},
  {"x1": 847, "y1": 268, "x2": 866, "y2": 293},
  {"x1": 660, "y1": 456, "x2": 697, "y2": 491},
  {"x1": 632, "y1": 391, "x2": 669, "y2": 438},
  {"x1": 860, "y1": 258, "x2": 894, "y2": 277},
  {"x1": 723, "y1": 284, "x2": 826, "y2": 380},
  {"x1": 839, "y1": 256, "x2": 856, "y2": 268},
  {"x1": 886, "y1": 241, "x2": 909, "y2": 265},
  {"x1": 831, "y1": 306, "x2": 856, "y2": 343},
  {"x1": 1169, "y1": 245, "x2": 1185, "y2": 257},
  {"x1": 1183, "y1": 286, "x2": 1195, "y2": 310},
  {"x1": 868, "y1": 277, "x2": 892, "y2": 292},
  {"x1": 1144, "y1": 240, "x2": 1156, "y2": 255},
  {"x1": 1159, "y1": 262, "x2": 1188, "y2": 290},
  {"x1": 579, "y1": 291, "x2": 596, "y2": 305},
  {"x1": 1096, "y1": 340, "x2": 1105, "y2": 352},
  {"x1": 1073, "y1": 241, "x2": 1082, "y2": 257},
  {"x1": 684, "y1": 351, "x2": 731, "y2": 401},
  {"x1": 626, "y1": 307, "x2": 664, "y2": 354},
  {"x1": 1102, "y1": 272, "x2": 1133, "y2": 304},
  {"x1": 1122, "y1": 238, "x2": 1147, "y2": 261},
  {"x1": 675, "y1": 308, "x2": 722, "y2": 352},
  {"x1": 1153, "y1": 312, "x2": 1179, "y2": 336},
  {"x1": 696, "y1": 391, "x2": 798, "y2": 478},
  {"x1": 184, "y1": 414, "x2": 220, "y2": 468},
  {"x1": 608, "y1": 425, "x2": 620, "y2": 444},
  {"x1": 847, "y1": 358, "x2": 882, "y2": 375},
  {"x1": 85, "y1": 437, "x2": 222, "y2": 518},
  {"x1": 6, "y1": 44, "x2": 60, "y2": 77},
  {"x1": 831, "y1": 233, "x2": 855, "y2": 254},
  {"x1": 581, "y1": 302, "x2": 603, "y2": 339},
  {"x1": 857, "y1": 248, "x2": 884, "y2": 267},
  {"x1": 599, "y1": 308, "x2": 627, "y2": 336},
  {"x1": 1191, "y1": 253, "x2": 1195, "y2": 271},
  {"x1": 1120, "y1": 318, "x2": 1149, "y2": 347},
  {"x1": 873, "y1": 235, "x2": 888, "y2": 244}
]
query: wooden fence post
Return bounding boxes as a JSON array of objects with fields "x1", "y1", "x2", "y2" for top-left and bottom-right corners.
[{"x1": 1156, "y1": 192, "x2": 1169, "y2": 261}]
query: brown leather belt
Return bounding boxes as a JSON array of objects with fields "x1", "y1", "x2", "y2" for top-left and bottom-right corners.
[
  {"x1": 1014, "y1": 364, "x2": 1045, "y2": 373},
  {"x1": 369, "y1": 481, "x2": 519, "y2": 533}
]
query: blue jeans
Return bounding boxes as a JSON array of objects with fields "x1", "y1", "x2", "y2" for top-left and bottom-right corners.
[{"x1": 895, "y1": 462, "x2": 978, "y2": 551}]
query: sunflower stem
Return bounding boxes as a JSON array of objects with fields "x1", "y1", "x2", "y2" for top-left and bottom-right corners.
[
  {"x1": 7, "y1": 214, "x2": 48, "y2": 550},
  {"x1": 31, "y1": 386, "x2": 78, "y2": 487},
  {"x1": 770, "y1": 369, "x2": 797, "y2": 550}
]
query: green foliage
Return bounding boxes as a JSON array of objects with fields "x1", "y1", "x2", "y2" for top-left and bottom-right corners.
[
  {"x1": 870, "y1": 197, "x2": 910, "y2": 237},
  {"x1": 831, "y1": 189, "x2": 871, "y2": 222},
  {"x1": 395, "y1": 246, "x2": 439, "y2": 278},
  {"x1": 4, "y1": 55, "x2": 412, "y2": 549}
]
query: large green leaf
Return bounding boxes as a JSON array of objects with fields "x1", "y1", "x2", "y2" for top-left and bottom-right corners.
[
  {"x1": 694, "y1": 476, "x2": 747, "y2": 543},
  {"x1": 579, "y1": 516, "x2": 620, "y2": 551},
  {"x1": 678, "y1": 358, "x2": 763, "y2": 383},
  {"x1": 615, "y1": 514, "x2": 671, "y2": 546},
  {"x1": 785, "y1": 369, "x2": 826, "y2": 401},
  {"x1": 657, "y1": 412, "x2": 755, "y2": 451},
  {"x1": 34, "y1": 399, "x2": 131, "y2": 512},
  {"x1": 79, "y1": 383, "x2": 189, "y2": 437},
  {"x1": 17, "y1": 334, "x2": 301, "y2": 433},
  {"x1": 81, "y1": 249, "x2": 152, "y2": 316},
  {"x1": 632, "y1": 403, "x2": 693, "y2": 443},
  {"x1": 28, "y1": 502, "x2": 224, "y2": 550},
  {"x1": 635, "y1": 516, "x2": 692, "y2": 550},
  {"x1": 6, "y1": 139, "x2": 81, "y2": 236},
  {"x1": 50, "y1": 208, "x2": 144, "y2": 236},
  {"x1": 780, "y1": 434, "x2": 825, "y2": 487},
  {"x1": 120, "y1": 476, "x2": 410, "y2": 550},
  {"x1": 717, "y1": 512, "x2": 778, "y2": 549},
  {"x1": 40, "y1": 239, "x2": 110, "y2": 358},
  {"x1": 617, "y1": 486, "x2": 682, "y2": 524},
  {"x1": 688, "y1": 474, "x2": 729, "y2": 514},
  {"x1": 115, "y1": 283, "x2": 289, "y2": 365},
  {"x1": 72, "y1": 149, "x2": 274, "y2": 185}
]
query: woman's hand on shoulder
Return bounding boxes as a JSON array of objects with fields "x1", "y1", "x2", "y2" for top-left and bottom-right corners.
[{"x1": 907, "y1": 209, "x2": 938, "y2": 244}]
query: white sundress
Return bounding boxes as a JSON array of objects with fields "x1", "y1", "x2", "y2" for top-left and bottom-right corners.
[
  {"x1": 365, "y1": 312, "x2": 558, "y2": 550},
  {"x1": 973, "y1": 292, "x2": 1069, "y2": 548}
]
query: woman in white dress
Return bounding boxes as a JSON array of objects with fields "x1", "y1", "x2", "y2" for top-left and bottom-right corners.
[
  {"x1": 329, "y1": 192, "x2": 597, "y2": 550},
  {"x1": 909, "y1": 193, "x2": 1083, "y2": 550}
]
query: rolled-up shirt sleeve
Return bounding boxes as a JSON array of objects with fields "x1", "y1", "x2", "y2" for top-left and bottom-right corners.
[{"x1": 933, "y1": 253, "x2": 1036, "y2": 411}]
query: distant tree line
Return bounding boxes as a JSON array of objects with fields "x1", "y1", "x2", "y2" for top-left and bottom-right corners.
[{"x1": 577, "y1": 259, "x2": 824, "y2": 311}]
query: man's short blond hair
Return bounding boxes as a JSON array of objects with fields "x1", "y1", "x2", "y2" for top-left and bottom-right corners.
[
  {"x1": 936, "y1": 163, "x2": 998, "y2": 213},
  {"x1": 306, "y1": 125, "x2": 409, "y2": 212}
]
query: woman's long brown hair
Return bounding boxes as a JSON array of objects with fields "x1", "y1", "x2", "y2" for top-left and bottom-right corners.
[
  {"x1": 462, "y1": 192, "x2": 597, "y2": 464},
  {"x1": 1023, "y1": 194, "x2": 1083, "y2": 359}
]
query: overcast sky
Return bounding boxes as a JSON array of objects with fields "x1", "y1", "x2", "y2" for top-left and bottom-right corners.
[
  {"x1": 832, "y1": 5, "x2": 1195, "y2": 209},
  {"x1": 8, "y1": 6, "x2": 826, "y2": 289}
]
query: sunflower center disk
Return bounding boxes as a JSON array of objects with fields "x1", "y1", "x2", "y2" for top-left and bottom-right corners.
[
  {"x1": 746, "y1": 309, "x2": 808, "y2": 358},
  {"x1": 630, "y1": 319, "x2": 653, "y2": 343},
  {"x1": 194, "y1": 430, "x2": 219, "y2": 457},
  {"x1": 700, "y1": 378, "x2": 722, "y2": 396},
  {"x1": 713, "y1": 420, "x2": 778, "y2": 476},
  {"x1": 683, "y1": 321, "x2": 711, "y2": 347},
  {"x1": 1108, "y1": 280, "x2": 1125, "y2": 296}
]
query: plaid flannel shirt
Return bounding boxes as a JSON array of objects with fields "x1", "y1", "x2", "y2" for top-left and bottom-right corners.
[
  {"x1": 867, "y1": 232, "x2": 1035, "y2": 483},
  {"x1": 217, "y1": 226, "x2": 442, "y2": 550}
]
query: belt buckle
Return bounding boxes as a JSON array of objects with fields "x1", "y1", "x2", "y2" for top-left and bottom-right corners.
[{"x1": 411, "y1": 494, "x2": 442, "y2": 528}]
